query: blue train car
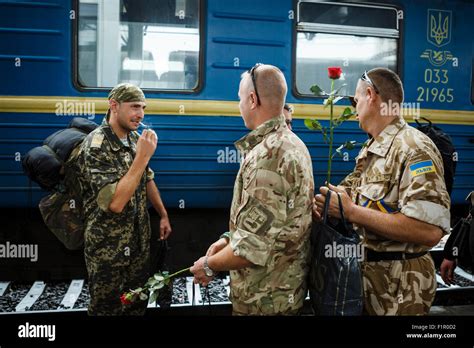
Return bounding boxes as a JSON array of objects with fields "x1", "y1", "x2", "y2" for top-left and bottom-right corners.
[{"x1": 0, "y1": 0, "x2": 473, "y2": 210}]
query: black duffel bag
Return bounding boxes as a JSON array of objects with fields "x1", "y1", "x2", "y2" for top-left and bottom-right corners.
[
  {"x1": 21, "y1": 145, "x2": 63, "y2": 191},
  {"x1": 308, "y1": 190, "x2": 364, "y2": 315},
  {"x1": 22, "y1": 117, "x2": 98, "y2": 191},
  {"x1": 44, "y1": 118, "x2": 99, "y2": 163}
]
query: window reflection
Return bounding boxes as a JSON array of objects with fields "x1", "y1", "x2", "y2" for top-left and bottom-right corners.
[
  {"x1": 296, "y1": 33, "x2": 397, "y2": 96},
  {"x1": 295, "y1": 1, "x2": 399, "y2": 97},
  {"x1": 78, "y1": 0, "x2": 200, "y2": 90}
]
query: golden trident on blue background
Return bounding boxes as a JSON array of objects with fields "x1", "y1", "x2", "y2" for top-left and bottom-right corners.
[{"x1": 430, "y1": 12, "x2": 449, "y2": 46}]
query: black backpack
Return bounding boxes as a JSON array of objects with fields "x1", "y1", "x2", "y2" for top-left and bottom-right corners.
[
  {"x1": 22, "y1": 118, "x2": 99, "y2": 191},
  {"x1": 22, "y1": 117, "x2": 98, "y2": 250},
  {"x1": 415, "y1": 117, "x2": 456, "y2": 195}
]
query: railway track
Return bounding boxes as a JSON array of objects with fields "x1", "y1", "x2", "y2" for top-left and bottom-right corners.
[
  {"x1": 0, "y1": 276, "x2": 232, "y2": 315},
  {"x1": 1, "y1": 267, "x2": 473, "y2": 315}
]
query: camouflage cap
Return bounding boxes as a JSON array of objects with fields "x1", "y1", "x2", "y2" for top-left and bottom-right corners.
[{"x1": 108, "y1": 83, "x2": 145, "y2": 103}]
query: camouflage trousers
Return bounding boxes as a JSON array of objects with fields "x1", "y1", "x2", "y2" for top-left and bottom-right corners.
[
  {"x1": 85, "y1": 256, "x2": 150, "y2": 316},
  {"x1": 361, "y1": 253, "x2": 437, "y2": 315},
  {"x1": 232, "y1": 307, "x2": 302, "y2": 316},
  {"x1": 231, "y1": 298, "x2": 303, "y2": 316}
]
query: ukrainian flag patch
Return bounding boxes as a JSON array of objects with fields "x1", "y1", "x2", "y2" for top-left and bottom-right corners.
[{"x1": 409, "y1": 160, "x2": 436, "y2": 177}]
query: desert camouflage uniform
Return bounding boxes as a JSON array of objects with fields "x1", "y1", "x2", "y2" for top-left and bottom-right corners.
[
  {"x1": 340, "y1": 117, "x2": 450, "y2": 315},
  {"x1": 76, "y1": 84, "x2": 154, "y2": 315},
  {"x1": 229, "y1": 115, "x2": 314, "y2": 315}
]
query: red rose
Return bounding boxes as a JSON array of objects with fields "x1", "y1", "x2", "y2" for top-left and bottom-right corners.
[
  {"x1": 120, "y1": 293, "x2": 132, "y2": 305},
  {"x1": 328, "y1": 67, "x2": 342, "y2": 80}
]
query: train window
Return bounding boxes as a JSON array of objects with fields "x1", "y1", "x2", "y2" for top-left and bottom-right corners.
[
  {"x1": 295, "y1": 1, "x2": 400, "y2": 97},
  {"x1": 77, "y1": 0, "x2": 201, "y2": 91}
]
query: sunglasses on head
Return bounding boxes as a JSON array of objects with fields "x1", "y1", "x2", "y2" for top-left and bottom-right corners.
[
  {"x1": 361, "y1": 70, "x2": 380, "y2": 94},
  {"x1": 248, "y1": 63, "x2": 263, "y2": 105},
  {"x1": 349, "y1": 71, "x2": 380, "y2": 108}
]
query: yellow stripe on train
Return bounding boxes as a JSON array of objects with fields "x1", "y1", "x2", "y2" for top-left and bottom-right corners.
[{"x1": 0, "y1": 96, "x2": 474, "y2": 125}]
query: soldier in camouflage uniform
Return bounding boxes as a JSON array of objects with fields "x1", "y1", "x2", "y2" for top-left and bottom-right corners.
[
  {"x1": 76, "y1": 83, "x2": 171, "y2": 315},
  {"x1": 190, "y1": 64, "x2": 314, "y2": 315},
  {"x1": 314, "y1": 68, "x2": 450, "y2": 315}
]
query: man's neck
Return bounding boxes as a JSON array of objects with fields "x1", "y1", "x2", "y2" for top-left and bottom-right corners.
[
  {"x1": 369, "y1": 115, "x2": 399, "y2": 138},
  {"x1": 108, "y1": 117, "x2": 128, "y2": 139},
  {"x1": 252, "y1": 110, "x2": 281, "y2": 130}
]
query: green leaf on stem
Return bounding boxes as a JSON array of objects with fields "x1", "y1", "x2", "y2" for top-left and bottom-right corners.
[
  {"x1": 304, "y1": 118, "x2": 323, "y2": 131},
  {"x1": 145, "y1": 278, "x2": 155, "y2": 287},
  {"x1": 310, "y1": 84, "x2": 326, "y2": 96},
  {"x1": 152, "y1": 283, "x2": 165, "y2": 291},
  {"x1": 334, "y1": 107, "x2": 355, "y2": 127},
  {"x1": 344, "y1": 140, "x2": 357, "y2": 150},
  {"x1": 343, "y1": 106, "x2": 354, "y2": 115},
  {"x1": 333, "y1": 140, "x2": 358, "y2": 159},
  {"x1": 154, "y1": 274, "x2": 165, "y2": 281},
  {"x1": 149, "y1": 290, "x2": 158, "y2": 304}
]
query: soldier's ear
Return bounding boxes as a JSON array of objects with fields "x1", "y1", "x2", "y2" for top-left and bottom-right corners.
[
  {"x1": 249, "y1": 91, "x2": 258, "y2": 110},
  {"x1": 366, "y1": 87, "x2": 377, "y2": 104},
  {"x1": 109, "y1": 99, "x2": 119, "y2": 113}
]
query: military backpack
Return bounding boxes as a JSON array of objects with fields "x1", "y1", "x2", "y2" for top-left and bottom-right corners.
[
  {"x1": 415, "y1": 117, "x2": 456, "y2": 195},
  {"x1": 22, "y1": 117, "x2": 98, "y2": 250}
]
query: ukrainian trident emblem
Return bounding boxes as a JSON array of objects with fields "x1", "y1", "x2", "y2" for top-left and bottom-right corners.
[
  {"x1": 427, "y1": 9, "x2": 451, "y2": 47},
  {"x1": 421, "y1": 9, "x2": 453, "y2": 67}
]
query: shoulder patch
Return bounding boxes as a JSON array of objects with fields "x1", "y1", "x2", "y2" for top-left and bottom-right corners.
[
  {"x1": 409, "y1": 160, "x2": 436, "y2": 177},
  {"x1": 241, "y1": 206, "x2": 272, "y2": 235},
  {"x1": 90, "y1": 133, "x2": 104, "y2": 148},
  {"x1": 239, "y1": 196, "x2": 274, "y2": 235}
]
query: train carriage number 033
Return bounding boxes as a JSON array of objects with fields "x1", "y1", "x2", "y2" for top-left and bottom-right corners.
[{"x1": 417, "y1": 68, "x2": 454, "y2": 103}]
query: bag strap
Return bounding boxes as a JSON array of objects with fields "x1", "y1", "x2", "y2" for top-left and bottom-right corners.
[
  {"x1": 323, "y1": 189, "x2": 353, "y2": 235},
  {"x1": 467, "y1": 191, "x2": 474, "y2": 217},
  {"x1": 336, "y1": 192, "x2": 353, "y2": 233},
  {"x1": 322, "y1": 189, "x2": 332, "y2": 224},
  {"x1": 415, "y1": 117, "x2": 432, "y2": 127}
]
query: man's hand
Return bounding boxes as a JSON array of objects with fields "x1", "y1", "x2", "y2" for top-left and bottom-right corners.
[
  {"x1": 312, "y1": 195, "x2": 322, "y2": 221},
  {"x1": 190, "y1": 256, "x2": 213, "y2": 286},
  {"x1": 440, "y1": 258, "x2": 457, "y2": 285},
  {"x1": 206, "y1": 238, "x2": 228, "y2": 257},
  {"x1": 136, "y1": 129, "x2": 157, "y2": 161},
  {"x1": 160, "y1": 216, "x2": 172, "y2": 240},
  {"x1": 314, "y1": 183, "x2": 355, "y2": 221}
]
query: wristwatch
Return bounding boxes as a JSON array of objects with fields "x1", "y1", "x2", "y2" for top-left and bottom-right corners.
[{"x1": 203, "y1": 256, "x2": 215, "y2": 277}]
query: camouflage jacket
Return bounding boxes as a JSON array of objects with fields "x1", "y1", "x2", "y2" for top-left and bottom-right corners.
[
  {"x1": 229, "y1": 115, "x2": 314, "y2": 315},
  {"x1": 76, "y1": 117, "x2": 154, "y2": 266},
  {"x1": 341, "y1": 117, "x2": 450, "y2": 253}
]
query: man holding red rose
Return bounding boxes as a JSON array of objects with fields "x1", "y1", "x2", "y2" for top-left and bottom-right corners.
[{"x1": 314, "y1": 68, "x2": 450, "y2": 315}]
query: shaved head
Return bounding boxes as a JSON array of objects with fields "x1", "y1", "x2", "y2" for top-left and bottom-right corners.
[
  {"x1": 242, "y1": 64, "x2": 287, "y2": 114},
  {"x1": 239, "y1": 64, "x2": 288, "y2": 130}
]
